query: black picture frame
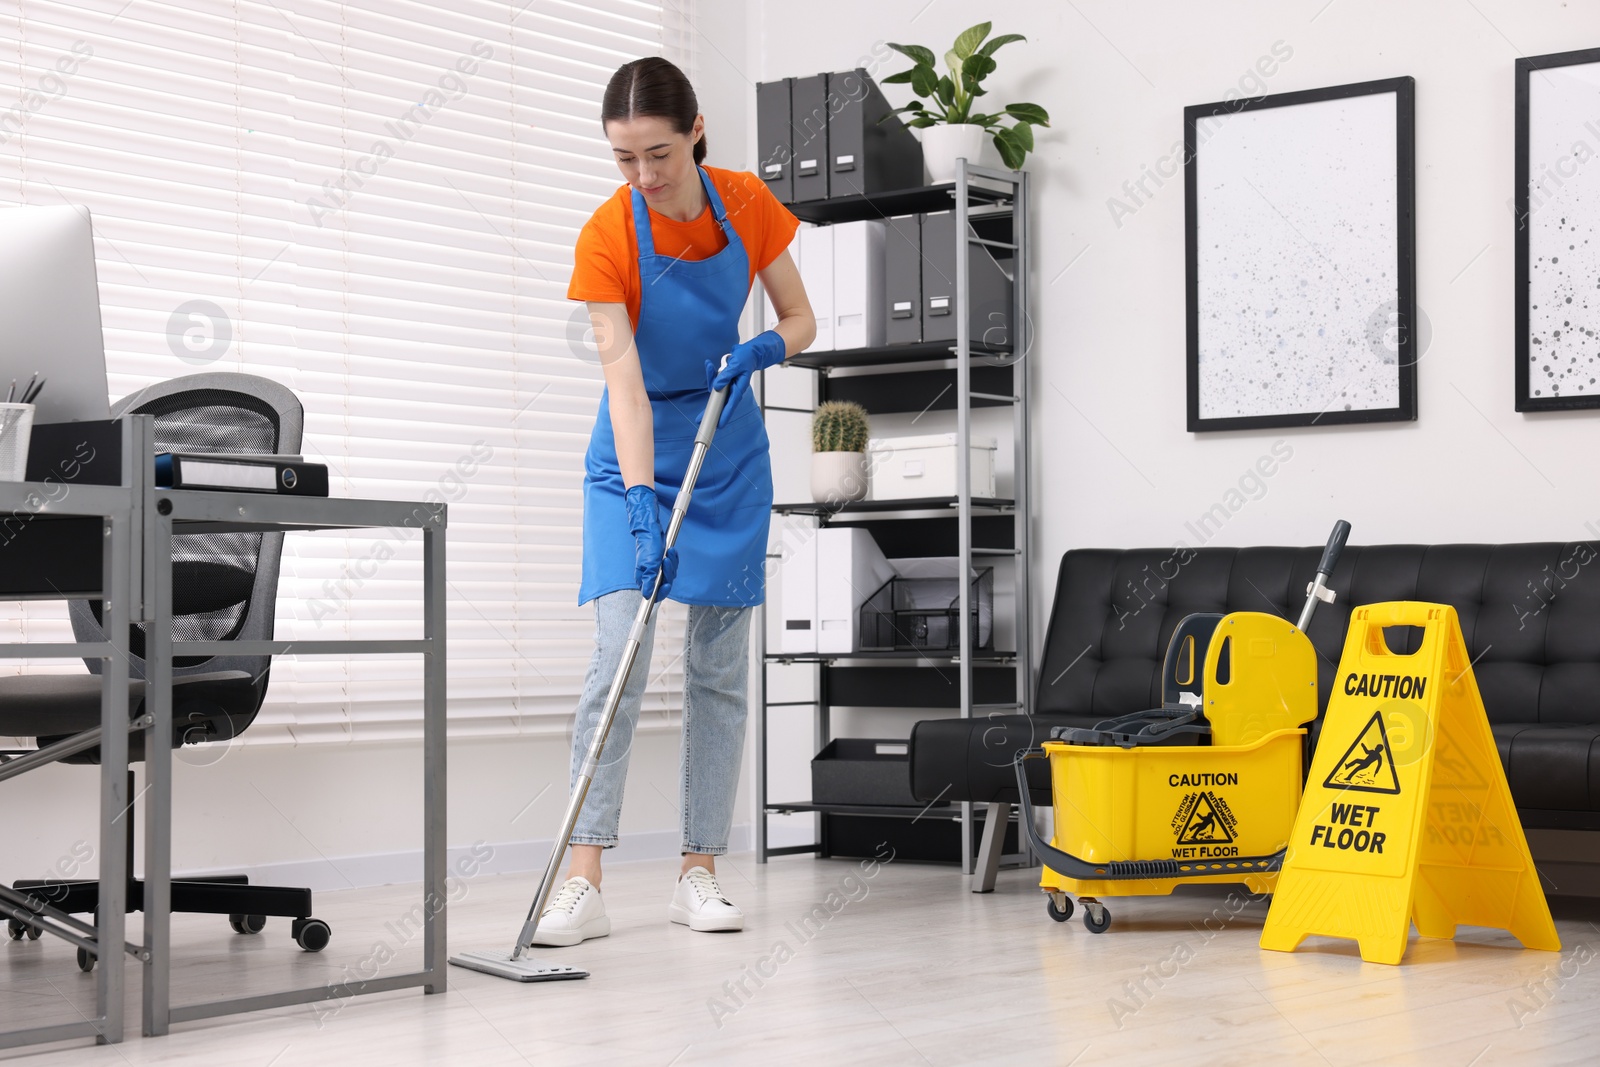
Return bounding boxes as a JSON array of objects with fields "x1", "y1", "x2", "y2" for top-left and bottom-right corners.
[
  {"x1": 1184, "y1": 77, "x2": 1417, "y2": 433},
  {"x1": 1515, "y1": 48, "x2": 1600, "y2": 412}
]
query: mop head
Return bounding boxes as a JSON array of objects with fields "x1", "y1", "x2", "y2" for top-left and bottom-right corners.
[{"x1": 449, "y1": 949, "x2": 589, "y2": 983}]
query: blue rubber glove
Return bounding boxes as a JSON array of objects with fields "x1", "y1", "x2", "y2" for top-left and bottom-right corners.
[
  {"x1": 625, "y1": 484, "x2": 678, "y2": 600},
  {"x1": 705, "y1": 329, "x2": 787, "y2": 427}
]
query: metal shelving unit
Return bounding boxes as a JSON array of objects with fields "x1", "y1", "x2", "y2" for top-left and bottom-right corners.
[{"x1": 756, "y1": 159, "x2": 1032, "y2": 874}]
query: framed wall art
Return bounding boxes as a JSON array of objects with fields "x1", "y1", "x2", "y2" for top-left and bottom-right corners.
[
  {"x1": 1185, "y1": 77, "x2": 1417, "y2": 432},
  {"x1": 1515, "y1": 48, "x2": 1600, "y2": 411}
]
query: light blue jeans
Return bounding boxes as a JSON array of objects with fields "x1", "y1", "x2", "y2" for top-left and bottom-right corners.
[{"x1": 569, "y1": 589, "x2": 751, "y2": 855}]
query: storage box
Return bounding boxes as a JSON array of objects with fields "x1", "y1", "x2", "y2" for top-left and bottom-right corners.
[
  {"x1": 859, "y1": 565, "x2": 994, "y2": 652},
  {"x1": 867, "y1": 433, "x2": 996, "y2": 500},
  {"x1": 811, "y1": 738, "x2": 924, "y2": 807}
]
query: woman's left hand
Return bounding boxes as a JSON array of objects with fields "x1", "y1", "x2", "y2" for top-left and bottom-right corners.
[{"x1": 705, "y1": 330, "x2": 787, "y2": 426}]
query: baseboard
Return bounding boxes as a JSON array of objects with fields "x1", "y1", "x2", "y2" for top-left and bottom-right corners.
[{"x1": 175, "y1": 824, "x2": 754, "y2": 893}]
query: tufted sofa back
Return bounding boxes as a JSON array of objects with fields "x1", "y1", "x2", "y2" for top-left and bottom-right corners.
[{"x1": 1036, "y1": 543, "x2": 1600, "y2": 728}]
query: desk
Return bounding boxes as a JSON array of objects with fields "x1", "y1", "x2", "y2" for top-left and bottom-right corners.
[
  {"x1": 1, "y1": 413, "x2": 450, "y2": 1046},
  {"x1": 0, "y1": 417, "x2": 140, "y2": 1050},
  {"x1": 139, "y1": 483, "x2": 449, "y2": 1034}
]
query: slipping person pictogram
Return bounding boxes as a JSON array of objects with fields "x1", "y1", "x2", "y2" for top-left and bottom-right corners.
[{"x1": 1323, "y1": 711, "x2": 1402, "y2": 794}]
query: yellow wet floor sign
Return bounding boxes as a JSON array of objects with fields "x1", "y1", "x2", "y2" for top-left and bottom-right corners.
[{"x1": 1260, "y1": 602, "x2": 1560, "y2": 965}]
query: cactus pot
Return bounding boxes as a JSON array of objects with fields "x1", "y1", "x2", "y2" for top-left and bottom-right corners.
[{"x1": 810, "y1": 451, "x2": 869, "y2": 504}]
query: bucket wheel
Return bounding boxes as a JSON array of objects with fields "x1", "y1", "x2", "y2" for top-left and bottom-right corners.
[
  {"x1": 1081, "y1": 898, "x2": 1111, "y2": 934},
  {"x1": 1045, "y1": 893, "x2": 1074, "y2": 923}
]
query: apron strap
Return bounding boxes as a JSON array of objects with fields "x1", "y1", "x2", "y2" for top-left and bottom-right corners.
[{"x1": 629, "y1": 185, "x2": 656, "y2": 259}]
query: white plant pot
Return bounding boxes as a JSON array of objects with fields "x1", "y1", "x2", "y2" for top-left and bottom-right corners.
[
  {"x1": 921, "y1": 123, "x2": 988, "y2": 183},
  {"x1": 810, "y1": 451, "x2": 869, "y2": 504}
]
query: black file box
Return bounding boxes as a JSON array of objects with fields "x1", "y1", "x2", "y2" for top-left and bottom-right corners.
[
  {"x1": 755, "y1": 78, "x2": 794, "y2": 203},
  {"x1": 790, "y1": 74, "x2": 830, "y2": 202},
  {"x1": 824, "y1": 68, "x2": 925, "y2": 198},
  {"x1": 919, "y1": 210, "x2": 1013, "y2": 347},
  {"x1": 884, "y1": 214, "x2": 923, "y2": 345}
]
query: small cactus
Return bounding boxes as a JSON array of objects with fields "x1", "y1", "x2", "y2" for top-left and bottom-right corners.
[{"x1": 812, "y1": 400, "x2": 870, "y2": 454}]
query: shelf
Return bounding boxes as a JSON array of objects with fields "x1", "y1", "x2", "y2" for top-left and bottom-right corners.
[
  {"x1": 765, "y1": 801, "x2": 958, "y2": 819},
  {"x1": 786, "y1": 339, "x2": 1013, "y2": 372},
  {"x1": 765, "y1": 649, "x2": 1017, "y2": 664},
  {"x1": 785, "y1": 181, "x2": 1012, "y2": 225},
  {"x1": 773, "y1": 496, "x2": 1013, "y2": 517}
]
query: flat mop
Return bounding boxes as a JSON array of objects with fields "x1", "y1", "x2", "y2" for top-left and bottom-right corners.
[{"x1": 450, "y1": 381, "x2": 729, "y2": 982}]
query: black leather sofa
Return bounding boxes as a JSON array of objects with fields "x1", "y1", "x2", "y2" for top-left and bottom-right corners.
[{"x1": 909, "y1": 542, "x2": 1600, "y2": 888}]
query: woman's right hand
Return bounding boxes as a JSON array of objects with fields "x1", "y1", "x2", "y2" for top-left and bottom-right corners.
[{"x1": 625, "y1": 484, "x2": 677, "y2": 600}]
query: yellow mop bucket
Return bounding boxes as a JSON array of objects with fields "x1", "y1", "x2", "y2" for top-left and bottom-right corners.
[{"x1": 1013, "y1": 522, "x2": 1348, "y2": 933}]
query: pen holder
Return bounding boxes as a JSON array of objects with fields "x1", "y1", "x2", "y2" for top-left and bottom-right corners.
[{"x1": 0, "y1": 404, "x2": 35, "y2": 482}]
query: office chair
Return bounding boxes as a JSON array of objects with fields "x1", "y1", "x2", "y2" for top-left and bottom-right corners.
[{"x1": 0, "y1": 372, "x2": 331, "y2": 971}]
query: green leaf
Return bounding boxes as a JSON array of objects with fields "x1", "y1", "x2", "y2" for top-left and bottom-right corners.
[
  {"x1": 936, "y1": 74, "x2": 955, "y2": 108},
  {"x1": 906, "y1": 116, "x2": 938, "y2": 129},
  {"x1": 1004, "y1": 102, "x2": 1051, "y2": 126},
  {"x1": 952, "y1": 21, "x2": 992, "y2": 60},
  {"x1": 880, "y1": 69, "x2": 915, "y2": 84},
  {"x1": 993, "y1": 128, "x2": 1025, "y2": 170},
  {"x1": 965, "y1": 113, "x2": 998, "y2": 128},
  {"x1": 962, "y1": 54, "x2": 997, "y2": 82},
  {"x1": 882, "y1": 102, "x2": 927, "y2": 118},
  {"x1": 910, "y1": 65, "x2": 939, "y2": 98},
  {"x1": 1007, "y1": 120, "x2": 1034, "y2": 152},
  {"x1": 886, "y1": 42, "x2": 936, "y2": 67},
  {"x1": 945, "y1": 49, "x2": 963, "y2": 77},
  {"x1": 977, "y1": 33, "x2": 1026, "y2": 58}
]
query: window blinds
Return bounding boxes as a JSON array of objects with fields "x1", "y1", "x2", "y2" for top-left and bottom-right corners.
[{"x1": 1, "y1": 0, "x2": 694, "y2": 745}]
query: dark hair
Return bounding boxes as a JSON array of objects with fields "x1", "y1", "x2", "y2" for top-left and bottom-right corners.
[{"x1": 601, "y1": 57, "x2": 705, "y2": 165}]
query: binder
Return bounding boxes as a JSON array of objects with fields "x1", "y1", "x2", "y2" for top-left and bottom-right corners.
[
  {"x1": 779, "y1": 531, "x2": 819, "y2": 654},
  {"x1": 825, "y1": 68, "x2": 926, "y2": 197},
  {"x1": 790, "y1": 74, "x2": 830, "y2": 202},
  {"x1": 884, "y1": 214, "x2": 922, "y2": 345},
  {"x1": 800, "y1": 225, "x2": 834, "y2": 353},
  {"x1": 831, "y1": 220, "x2": 886, "y2": 350},
  {"x1": 155, "y1": 452, "x2": 329, "y2": 496},
  {"x1": 815, "y1": 527, "x2": 896, "y2": 654},
  {"x1": 918, "y1": 210, "x2": 1013, "y2": 347},
  {"x1": 755, "y1": 78, "x2": 794, "y2": 204}
]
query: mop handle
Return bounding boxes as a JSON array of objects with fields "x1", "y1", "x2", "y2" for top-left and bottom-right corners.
[
  {"x1": 510, "y1": 381, "x2": 730, "y2": 959},
  {"x1": 1296, "y1": 519, "x2": 1350, "y2": 632}
]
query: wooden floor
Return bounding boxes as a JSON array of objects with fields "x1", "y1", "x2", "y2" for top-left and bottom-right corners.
[{"x1": 4, "y1": 852, "x2": 1599, "y2": 1065}]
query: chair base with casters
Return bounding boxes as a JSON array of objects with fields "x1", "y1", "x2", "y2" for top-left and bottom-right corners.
[{"x1": 2, "y1": 683, "x2": 334, "y2": 972}]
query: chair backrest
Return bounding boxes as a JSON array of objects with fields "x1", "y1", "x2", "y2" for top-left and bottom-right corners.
[{"x1": 70, "y1": 373, "x2": 303, "y2": 735}]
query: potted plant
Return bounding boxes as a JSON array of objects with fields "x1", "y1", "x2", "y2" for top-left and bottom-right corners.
[
  {"x1": 883, "y1": 21, "x2": 1050, "y2": 182},
  {"x1": 811, "y1": 400, "x2": 871, "y2": 504}
]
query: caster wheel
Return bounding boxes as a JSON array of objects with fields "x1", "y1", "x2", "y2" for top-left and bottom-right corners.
[
  {"x1": 6, "y1": 919, "x2": 23, "y2": 940},
  {"x1": 27, "y1": 925, "x2": 41, "y2": 941},
  {"x1": 229, "y1": 914, "x2": 266, "y2": 935},
  {"x1": 293, "y1": 918, "x2": 331, "y2": 952},
  {"x1": 1083, "y1": 905, "x2": 1111, "y2": 934},
  {"x1": 77, "y1": 947, "x2": 96, "y2": 973},
  {"x1": 1046, "y1": 896, "x2": 1074, "y2": 923}
]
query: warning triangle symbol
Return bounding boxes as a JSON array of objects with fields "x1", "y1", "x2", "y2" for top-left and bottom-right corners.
[
  {"x1": 1323, "y1": 711, "x2": 1401, "y2": 794},
  {"x1": 1176, "y1": 792, "x2": 1235, "y2": 845}
]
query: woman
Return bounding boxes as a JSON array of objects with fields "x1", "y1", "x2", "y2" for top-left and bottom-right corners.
[{"x1": 533, "y1": 56, "x2": 815, "y2": 946}]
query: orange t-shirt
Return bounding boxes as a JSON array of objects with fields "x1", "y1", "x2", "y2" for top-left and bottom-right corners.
[{"x1": 567, "y1": 166, "x2": 799, "y2": 327}]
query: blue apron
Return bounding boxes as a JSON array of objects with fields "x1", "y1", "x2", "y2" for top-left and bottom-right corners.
[{"x1": 579, "y1": 166, "x2": 773, "y2": 608}]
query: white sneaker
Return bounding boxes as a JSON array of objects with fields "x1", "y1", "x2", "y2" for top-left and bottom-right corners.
[
  {"x1": 529, "y1": 876, "x2": 610, "y2": 947},
  {"x1": 669, "y1": 866, "x2": 744, "y2": 932}
]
